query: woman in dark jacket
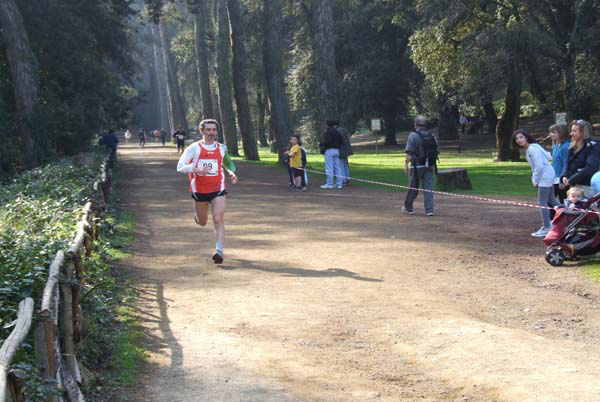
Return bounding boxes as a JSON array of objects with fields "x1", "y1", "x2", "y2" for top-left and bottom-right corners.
[{"x1": 561, "y1": 119, "x2": 599, "y2": 196}]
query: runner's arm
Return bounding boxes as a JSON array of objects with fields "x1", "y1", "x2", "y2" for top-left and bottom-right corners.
[
  {"x1": 221, "y1": 145, "x2": 236, "y2": 174},
  {"x1": 176, "y1": 144, "x2": 197, "y2": 173}
]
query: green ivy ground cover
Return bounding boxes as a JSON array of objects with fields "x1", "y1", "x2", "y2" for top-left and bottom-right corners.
[
  {"x1": 0, "y1": 156, "x2": 105, "y2": 342},
  {"x1": 0, "y1": 154, "x2": 147, "y2": 400}
]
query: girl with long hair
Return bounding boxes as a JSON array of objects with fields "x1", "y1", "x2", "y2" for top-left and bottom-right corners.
[
  {"x1": 549, "y1": 124, "x2": 570, "y2": 203},
  {"x1": 513, "y1": 129, "x2": 559, "y2": 237},
  {"x1": 561, "y1": 119, "x2": 599, "y2": 198}
]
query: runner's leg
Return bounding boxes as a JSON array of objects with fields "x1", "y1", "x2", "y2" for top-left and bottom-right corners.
[
  {"x1": 193, "y1": 200, "x2": 210, "y2": 226},
  {"x1": 211, "y1": 196, "x2": 226, "y2": 248}
]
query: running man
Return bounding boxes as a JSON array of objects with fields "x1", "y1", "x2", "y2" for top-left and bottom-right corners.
[
  {"x1": 176, "y1": 119, "x2": 238, "y2": 264},
  {"x1": 173, "y1": 126, "x2": 187, "y2": 154}
]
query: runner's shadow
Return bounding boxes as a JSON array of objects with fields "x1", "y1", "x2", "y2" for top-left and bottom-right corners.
[
  {"x1": 221, "y1": 259, "x2": 383, "y2": 282},
  {"x1": 156, "y1": 282, "x2": 185, "y2": 376}
]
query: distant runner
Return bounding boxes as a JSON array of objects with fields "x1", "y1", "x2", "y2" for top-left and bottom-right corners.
[
  {"x1": 173, "y1": 126, "x2": 187, "y2": 154},
  {"x1": 176, "y1": 119, "x2": 238, "y2": 264},
  {"x1": 138, "y1": 128, "x2": 147, "y2": 148}
]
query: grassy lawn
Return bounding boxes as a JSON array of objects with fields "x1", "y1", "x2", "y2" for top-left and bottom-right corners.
[
  {"x1": 234, "y1": 146, "x2": 536, "y2": 198},
  {"x1": 583, "y1": 262, "x2": 600, "y2": 282}
]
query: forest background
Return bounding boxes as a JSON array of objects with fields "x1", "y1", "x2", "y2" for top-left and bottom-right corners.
[{"x1": 1, "y1": 0, "x2": 600, "y2": 174}]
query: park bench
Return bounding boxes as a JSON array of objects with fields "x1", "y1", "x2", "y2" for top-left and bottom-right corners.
[{"x1": 437, "y1": 139, "x2": 462, "y2": 153}]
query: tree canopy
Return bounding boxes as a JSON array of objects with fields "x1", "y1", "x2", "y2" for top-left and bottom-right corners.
[{"x1": 1, "y1": 0, "x2": 599, "y2": 170}]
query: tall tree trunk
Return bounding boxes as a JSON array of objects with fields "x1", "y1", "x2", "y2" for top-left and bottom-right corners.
[
  {"x1": 159, "y1": 21, "x2": 189, "y2": 133},
  {"x1": 311, "y1": 0, "x2": 337, "y2": 135},
  {"x1": 437, "y1": 97, "x2": 459, "y2": 140},
  {"x1": 149, "y1": 25, "x2": 167, "y2": 132},
  {"x1": 256, "y1": 86, "x2": 268, "y2": 147},
  {"x1": 213, "y1": 92, "x2": 224, "y2": 143},
  {"x1": 0, "y1": 0, "x2": 39, "y2": 168},
  {"x1": 191, "y1": 1, "x2": 214, "y2": 120},
  {"x1": 482, "y1": 97, "x2": 497, "y2": 137},
  {"x1": 153, "y1": 26, "x2": 171, "y2": 133},
  {"x1": 215, "y1": 0, "x2": 239, "y2": 155},
  {"x1": 227, "y1": 0, "x2": 259, "y2": 160},
  {"x1": 263, "y1": 0, "x2": 294, "y2": 162},
  {"x1": 382, "y1": 97, "x2": 398, "y2": 146},
  {"x1": 496, "y1": 65, "x2": 522, "y2": 161},
  {"x1": 563, "y1": 58, "x2": 577, "y2": 117},
  {"x1": 155, "y1": 21, "x2": 174, "y2": 134}
]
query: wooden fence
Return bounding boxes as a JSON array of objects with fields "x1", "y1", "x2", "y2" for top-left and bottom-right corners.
[{"x1": 0, "y1": 152, "x2": 114, "y2": 402}]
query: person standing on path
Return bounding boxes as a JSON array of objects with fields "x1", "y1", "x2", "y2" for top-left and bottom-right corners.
[
  {"x1": 320, "y1": 120, "x2": 343, "y2": 189},
  {"x1": 99, "y1": 129, "x2": 119, "y2": 160},
  {"x1": 336, "y1": 120, "x2": 353, "y2": 185},
  {"x1": 561, "y1": 119, "x2": 598, "y2": 198},
  {"x1": 513, "y1": 129, "x2": 559, "y2": 238},
  {"x1": 160, "y1": 129, "x2": 167, "y2": 147},
  {"x1": 459, "y1": 112, "x2": 468, "y2": 136},
  {"x1": 403, "y1": 116, "x2": 438, "y2": 216},
  {"x1": 284, "y1": 135, "x2": 303, "y2": 190},
  {"x1": 176, "y1": 119, "x2": 238, "y2": 264},
  {"x1": 549, "y1": 124, "x2": 570, "y2": 204}
]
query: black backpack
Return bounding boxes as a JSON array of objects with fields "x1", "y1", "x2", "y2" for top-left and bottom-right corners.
[{"x1": 416, "y1": 130, "x2": 439, "y2": 167}]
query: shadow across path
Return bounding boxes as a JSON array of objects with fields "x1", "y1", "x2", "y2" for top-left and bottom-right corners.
[{"x1": 220, "y1": 259, "x2": 383, "y2": 282}]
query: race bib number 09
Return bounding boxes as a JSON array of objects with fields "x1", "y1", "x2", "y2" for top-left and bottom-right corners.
[{"x1": 198, "y1": 159, "x2": 218, "y2": 176}]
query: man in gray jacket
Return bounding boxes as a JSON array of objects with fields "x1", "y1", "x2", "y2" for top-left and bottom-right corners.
[
  {"x1": 402, "y1": 115, "x2": 437, "y2": 216},
  {"x1": 336, "y1": 120, "x2": 353, "y2": 185}
]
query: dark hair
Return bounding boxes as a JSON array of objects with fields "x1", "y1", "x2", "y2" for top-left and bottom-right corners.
[
  {"x1": 511, "y1": 129, "x2": 536, "y2": 148},
  {"x1": 290, "y1": 134, "x2": 302, "y2": 145},
  {"x1": 326, "y1": 120, "x2": 335, "y2": 128},
  {"x1": 199, "y1": 119, "x2": 220, "y2": 131},
  {"x1": 108, "y1": 129, "x2": 114, "y2": 134}
]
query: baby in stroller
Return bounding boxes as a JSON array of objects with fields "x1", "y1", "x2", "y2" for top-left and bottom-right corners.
[
  {"x1": 544, "y1": 188, "x2": 600, "y2": 266},
  {"x1": 563, "y1": 187, "x2": 586, "y2": 209}
]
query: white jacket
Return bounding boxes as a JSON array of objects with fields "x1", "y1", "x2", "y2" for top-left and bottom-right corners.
[{"x1": 526, "y1": 143, "x2": 555, "y2": 187}]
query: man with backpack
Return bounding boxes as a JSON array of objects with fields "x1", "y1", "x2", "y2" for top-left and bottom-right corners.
[{"x1": 402, "y1": 115, "x2": 438, "y2": 216}]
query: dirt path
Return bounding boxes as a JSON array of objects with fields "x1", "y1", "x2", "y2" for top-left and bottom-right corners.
[{"x1": 117, "y1": 143, "x2": 600, "y2": 402}]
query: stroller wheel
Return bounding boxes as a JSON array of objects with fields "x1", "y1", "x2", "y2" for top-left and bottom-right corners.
[{"x1": 545, "y1": 249, "x2": 565, "y2": 266}]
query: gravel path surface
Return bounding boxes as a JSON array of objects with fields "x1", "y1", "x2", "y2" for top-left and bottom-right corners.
[{"x1": 117, "y1": 144, "x2": 600, "y2": 402}]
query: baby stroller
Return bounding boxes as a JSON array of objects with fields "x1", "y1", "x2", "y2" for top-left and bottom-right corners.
[{"x1": 544, "y1": 194, "x2": 600, "y2": 266}]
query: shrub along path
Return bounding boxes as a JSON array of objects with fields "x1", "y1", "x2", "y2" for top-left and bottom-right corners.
[{"x1": 118, "y1": 143, "x2": 600, "y2": 402}]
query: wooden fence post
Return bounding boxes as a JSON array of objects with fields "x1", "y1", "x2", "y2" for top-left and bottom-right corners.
[
  {"x1": 37, "y1": 251, "x2": 66, "y2": 402},
  {"x1": 59, "y1": 255, "x2": 81, "y2": 385},
  {"x1": 0, "y1": 298, "x2": 34, "y2": 402}
]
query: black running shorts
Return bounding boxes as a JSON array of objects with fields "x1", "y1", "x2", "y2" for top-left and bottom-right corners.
[
  {"x1": 291, "y1": 167, "x2": 303, "y2": 177},
  {"x1": 192, "y1": 190, "x2": 227, "y2": 203}
]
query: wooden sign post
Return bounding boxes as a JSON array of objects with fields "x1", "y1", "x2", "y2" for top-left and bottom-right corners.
[
  {"x1": 371, "y1": 118, "x2": 382, "y2": 154},
  {"x1": 555, "y1": 112, "x2": 567, "y2": 126}
]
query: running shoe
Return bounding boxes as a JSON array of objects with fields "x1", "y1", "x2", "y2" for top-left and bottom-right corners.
[
  {"x1": 320, "y1": 184, "x2": 334, "y2": 189},
  {"x1": 426, "y1": 212, "x2": 435, "y2": 216},
  {"x1": 212, "y1": 250, "x2": 224, "y2": 264},
  {"x1": 531, "y1": 227, "x2": 549, "y2": 238},
  {"x1": 401, "y1": 207, "x2": 415, "y2": 215}
]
